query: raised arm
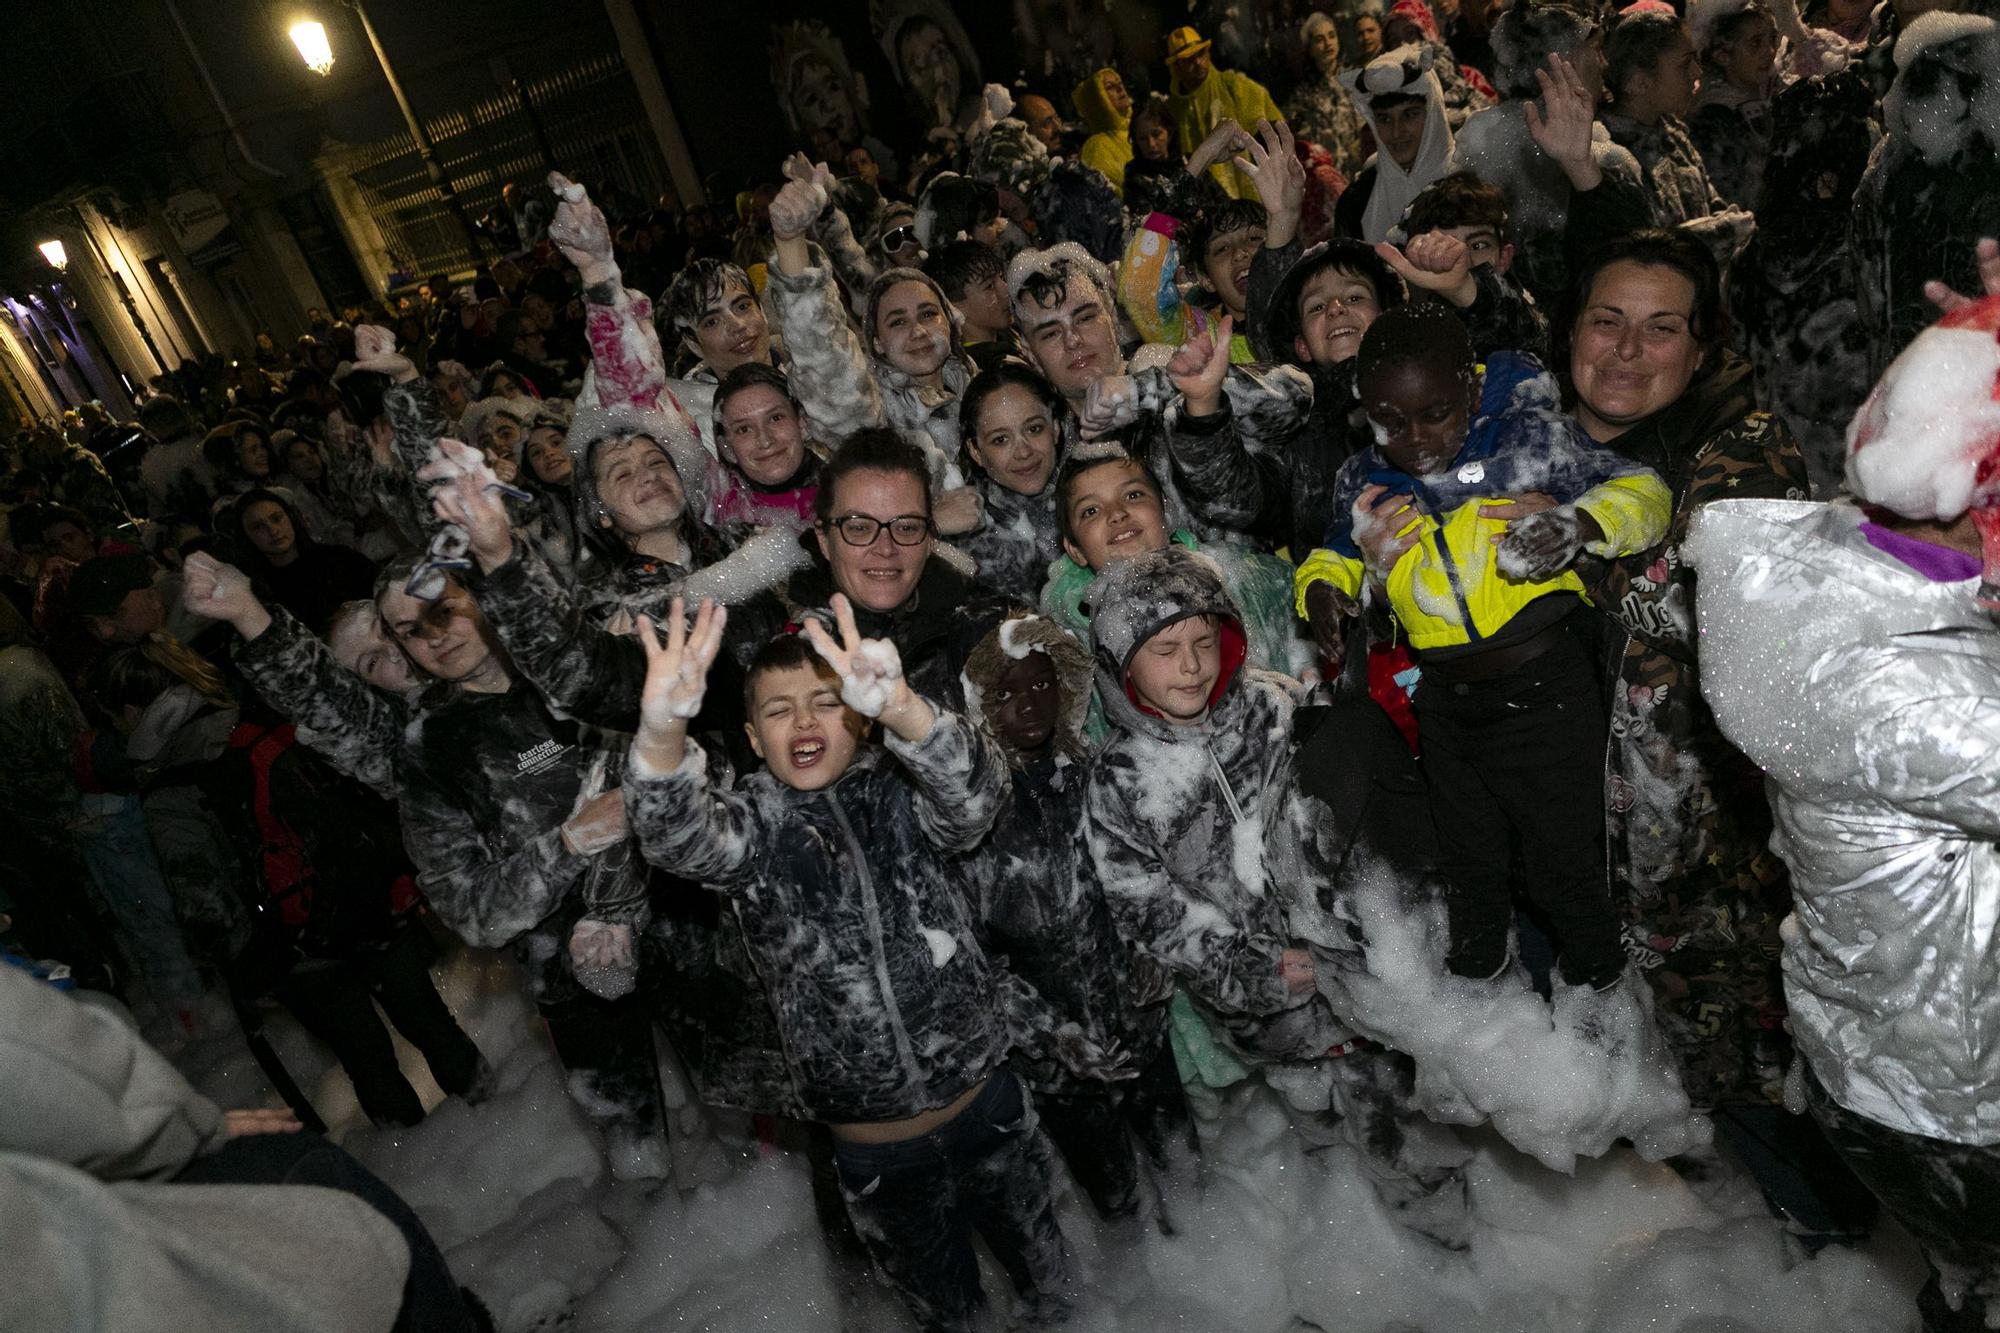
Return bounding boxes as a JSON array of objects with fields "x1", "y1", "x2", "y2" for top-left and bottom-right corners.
[
  {"x1": 183, "y1": 553, "x2": 402, "y2": 796},
  {"x1": 766, "y1": 173, "x2": 889, "y2": 444},
  {"x1": 549, "y1": 173, "x2": 673, "y2": 414}
]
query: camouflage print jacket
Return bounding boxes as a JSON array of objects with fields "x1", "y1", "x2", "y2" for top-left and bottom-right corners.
[{"x1": 1574, "y1": 354, "x2": 1811, "y2": 1108}]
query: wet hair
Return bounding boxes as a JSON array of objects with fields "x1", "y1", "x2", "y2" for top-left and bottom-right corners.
[
  {"x1": 89, "y1": 633, "x2": 232, "y2": 714},
  {"x1": 1053, "y1": 446, "x2": 1163, "y2": 548},
  {"x1": 958, "y1": 363, "x2": 1067, "y2": 453},
  {"x1": 1180, "y1": 196, "x2": 1270, "y2": 282},
  {"x1": 1402, "y1": 172, "x2": 1511, "y2": 243},
  {"x1": 1603, "y1": 8, "x2": 1685, "y2": 103},
  {"x1": 1355, "y1": 302, "x2": 1476, "y2": 388},
  {"x1": 923, "y1": 239, "x2": 1006, "y2": 302},
  {"x1": 743, "y1": 631, "x2": 834, "y2": 711},
  {"x1": 814, "y1": 428, "x2": 934, "y2": 527},
  {"x1": 663, "y1": 258, "x2": 754, "y2": 335},
  {"x1": 325, "y1": 599, "x2": 383, "y2": 651},
  {"x1": 372, "y1": 553, "x2": 429, "y2": 606},
  {"x1": 1561, "y1": 228, "x2": 1729, "y2": 362},
  {"x1": 712, "y1": 361, "x2": 801, "y2": 440},
  {"x1": 1007, "y1": 243, "x2": 1116, "y2": 322}
]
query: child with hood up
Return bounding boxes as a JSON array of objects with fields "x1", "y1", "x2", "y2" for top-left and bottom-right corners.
[
  {"x1": 1081, "y1": 545, "x2": 1470, "y2": 1235},
  {"x1": 959, "y1": 613, "x2": 1196, "y2": 1221}
]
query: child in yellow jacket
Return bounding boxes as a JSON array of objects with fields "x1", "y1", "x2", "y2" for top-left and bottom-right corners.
[{"x1": 1294, "y1": 303, "x2": 1670, "y2": 989}]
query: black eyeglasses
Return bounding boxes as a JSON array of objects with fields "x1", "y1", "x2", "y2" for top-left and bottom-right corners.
[
  {"x1": 880, "y1": 225, "x2": 918, "y2": 252},
  {"x1": 824, "y1": 513, "x2": 933, "y2": 547}
]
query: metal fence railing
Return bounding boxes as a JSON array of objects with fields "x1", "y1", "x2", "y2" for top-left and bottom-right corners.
[{"x1": 334, "y1": 52, "x2": 670, "y2": 277}]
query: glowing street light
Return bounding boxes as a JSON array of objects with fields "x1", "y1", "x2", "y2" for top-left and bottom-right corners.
[
  {"x1": 290, "y1": 19, "x2": 334, "y2": 76},
  {"x1": 37, "y1": 240, "x2": 67, "y2": 270}
]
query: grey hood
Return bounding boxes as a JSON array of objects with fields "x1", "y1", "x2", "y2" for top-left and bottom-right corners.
[
  {"x1": 1688, "y1": 497, "x2": 2000, "y2": 1146},
  {"x1": 1088, "y1": 546, "x2": 1248, "y2": 744}
]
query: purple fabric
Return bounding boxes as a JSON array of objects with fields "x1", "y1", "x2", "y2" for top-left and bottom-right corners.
[{"x1": 1860, "y1": 522, "x2": 1982, "y2": 583}]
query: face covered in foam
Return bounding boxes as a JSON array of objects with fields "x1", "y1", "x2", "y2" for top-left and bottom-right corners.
[
  {"x1": 1359, "y1": 356, "x2": 1479, "y2": 477},
  {"x1": 328, "y1": 604, "x2": 421, "y2": 695},
  {"x1": 746, "y1": 658, "x2": 867, "y2": 791}
]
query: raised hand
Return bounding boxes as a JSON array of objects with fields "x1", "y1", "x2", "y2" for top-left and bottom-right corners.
[
  {"x1": 1168, "y1": 314, "x2": 1234, "y2": 416},
  {"x1": 932, "y1": 484, "x2": 983, "y2": 536},
  {"x1": 769, "y1": 177, "x2": 830, "y2": 243},
  {"x1": 1232, "y1": 119, "x2": 1305, "y2": 246},
  {"x1": 634, "y1": 597, "x2": 728, "y2": 739},
  {"x1": 560, "y1": 788, "x2": 629, "y2": 856},
  {"x1": 803, "y1": 593, "x2": 935, "y2": 741},
  {"x1": 1187, "y1": 117, "x2": 1249, "y2": 178},
  {"x1": 1524, "y1": 54, "x2": 1601, "y2": 191},
  {"x1": 1926, "y1": 238, "x2": 2000, "y2": 314},
  {"x1": 423, "y1": 438, "x2": 517, "y2": 572},
  {"x1": 547, "y1": 171, "x2": 614, "y2": 277},
  {"x1": 1377, "y1": 230, "x2": 1478, "y2": 308},
  {"x1": 350, "y1": 324, "x2": 416, "y2": 382},
  {"x1": 181, "y1": 550, "x2": 271, "y2": 639}
]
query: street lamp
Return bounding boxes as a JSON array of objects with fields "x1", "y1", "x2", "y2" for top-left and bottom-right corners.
[
  {"x1": 290, "y1": 20, "x2": 334, "y2": 75},
  {"x1": 290, "y1": 6, "x2": 485, "y2": 263},
  {"x1": 37, "y1": 240, "x2": 68, "y2": 270}
]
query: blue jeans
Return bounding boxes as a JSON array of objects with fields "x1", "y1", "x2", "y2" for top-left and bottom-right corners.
[
  {"x1": 74, "y1": 792, "x2": 202, "y2": 1007},
  {"x1": 831, "y1": 1072, "x2": 1071, "y2": 1332}
]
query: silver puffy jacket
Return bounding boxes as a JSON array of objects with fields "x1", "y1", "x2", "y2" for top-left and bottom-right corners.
[{"x1": 1688, "y1": 498, "x2": 2000, "y2": 1147}]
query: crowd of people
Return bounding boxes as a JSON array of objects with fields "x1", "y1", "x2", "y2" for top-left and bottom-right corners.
[{"x1": 3, "y1": 0, "x2": 1999, "y2": 1329}]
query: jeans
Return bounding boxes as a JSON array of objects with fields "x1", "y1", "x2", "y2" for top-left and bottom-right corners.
[
  {"x1": 73, "y1": 792, "x2": 203, "y2": 1007},
  {"x1": 1803, "y1": 1066, "x2": 2000, "y2": 1332},
  {"x1": 1038, "y1": 1035, "x2": 1197, "y2": 1220},
  {"x1": 1413, "y1": 622, "x2": 1624, "y2": 986},
  {"x1": 175, "y1": 1130, "x2": 477, "y2": 1333},
  {"x1": 831, "y1": 1072, "x2": 1071, "y2": 1332}
]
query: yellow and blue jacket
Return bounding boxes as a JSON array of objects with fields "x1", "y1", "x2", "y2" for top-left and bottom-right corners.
[{"x1": 1293, "y1": 352, "x2": 1671, "y2": 652}]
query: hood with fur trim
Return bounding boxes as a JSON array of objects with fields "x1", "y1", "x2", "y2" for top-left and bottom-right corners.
[{"x1": 961, "y1": 612, "x2": 1094, "y2": 766}]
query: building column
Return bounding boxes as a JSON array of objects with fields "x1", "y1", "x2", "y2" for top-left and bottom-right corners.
[{"x1": 603, "y1": 0, "x2": 704, "y2": 206}]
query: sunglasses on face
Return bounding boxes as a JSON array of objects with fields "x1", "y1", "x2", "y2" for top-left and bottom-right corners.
[{"x1": 880, "y1": 225, "x2": 919, "y2": 252}]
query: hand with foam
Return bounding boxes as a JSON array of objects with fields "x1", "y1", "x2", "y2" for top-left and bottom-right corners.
[
  {"x1": 350, "y1": 324, "x2": 416, "y2": 383},
  {"x1": 1494, "y1": 504, "x2": 1596, "y2": 582},
  {"x1": 423, "y1": 438, "x2": 518, "y2": 572},
  {"x1": 547, "y1": 171, "x2": 614, "y2": 279},
  {"x1": 636, "y1": 595, "x2": 728, "y2": 726},
  {"x1": 769, "y1": 177, "x2": 830, "y2": 243},
  {"x1": 181, "y1": 551, "x2": 271, "y2": 640},
  {"x1": 1078, "y1": 373, "x2": 1142, "y2": 440},
  {"x1": 803, "y1": 593, "x2": 936, "y2": 742},
  {"x1": 569, "y1": 919, "x2": 638, "y2": 999}
]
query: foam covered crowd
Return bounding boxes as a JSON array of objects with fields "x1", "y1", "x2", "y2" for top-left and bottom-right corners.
[{"x1": 4, "y1": 1, "x2": 1998, "y2": 1329}]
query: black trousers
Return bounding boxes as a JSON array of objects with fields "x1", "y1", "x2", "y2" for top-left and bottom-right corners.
[
  {"x1": 538, "y1": 987, "x2": 668, "y2": 1168},
  {"x1": 830, "y1": 1073, "x2": 1071, "y2": 1333},
  {"x1": 1036, "y1": 1030, "x2": 1197, "y2": 1221},
  {"x1": 1413, "y1": 624, "x2": 1625, "y2": 986},
  {"x1": 176, "y1": 1130, "x2": 478, "y2": 1333},
  {"x1": 1804, "y1": 1066, "x2": 2000, "y2": 1332},
  {"x1": 275, "y1": 924, "x2": 484, "y2": 1128}
]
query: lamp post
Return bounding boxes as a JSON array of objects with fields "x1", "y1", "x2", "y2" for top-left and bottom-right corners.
[
  {"x1": 292, "y1": 4, "x2": 487, "y2": 265},
  {"x1": 37, "y1": 240, "x2": 68, "y2": 271}
]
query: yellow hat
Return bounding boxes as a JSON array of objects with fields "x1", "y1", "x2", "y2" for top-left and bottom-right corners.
[{"x1": 1163, "y1": 26, "x2": 1212, "y2": 62}]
